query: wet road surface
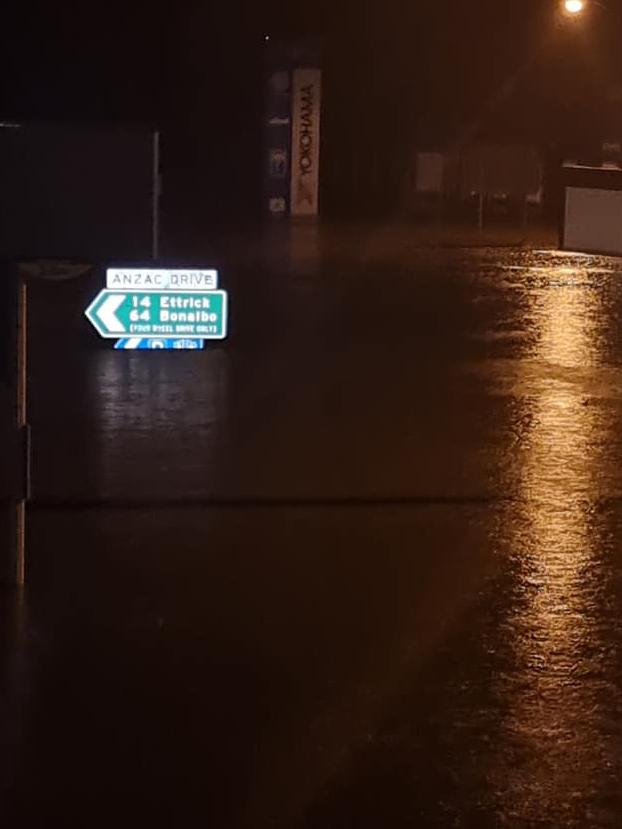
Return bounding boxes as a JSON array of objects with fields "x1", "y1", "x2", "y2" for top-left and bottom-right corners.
[{"x1": 3, "y1": 233, "x2": 622, "y2": 826}]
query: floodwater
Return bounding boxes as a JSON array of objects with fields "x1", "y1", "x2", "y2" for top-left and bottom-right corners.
[{"x1": 3, "y1": 230, "x2": 622, "y2": 826}]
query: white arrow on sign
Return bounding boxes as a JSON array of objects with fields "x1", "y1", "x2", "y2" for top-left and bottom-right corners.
[{"x1": 97, "y1": 294, "x2": 126, "y2": 333}]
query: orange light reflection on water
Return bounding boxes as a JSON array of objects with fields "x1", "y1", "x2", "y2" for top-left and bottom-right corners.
[{"x1": 494, "y1": 266, "x2": 613, "y2": 821}]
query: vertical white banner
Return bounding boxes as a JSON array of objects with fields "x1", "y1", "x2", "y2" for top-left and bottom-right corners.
[{"x1": 290, "y1": 68, "x2": 322, "y2": 217}]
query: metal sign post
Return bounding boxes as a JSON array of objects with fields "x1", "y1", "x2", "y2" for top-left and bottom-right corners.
[
  {"x1": 1, "y1": 265, "x2": 28, "y2": 586},
  {"x1": 15, "y1": 276, "x2": 28, "y2": 585}
]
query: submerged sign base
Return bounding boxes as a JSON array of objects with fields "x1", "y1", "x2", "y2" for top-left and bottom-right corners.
[{"x1": 114, "y1": 338, "x2": 205, "y2": 351}]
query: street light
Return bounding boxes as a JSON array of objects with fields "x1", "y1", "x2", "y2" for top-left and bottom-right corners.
[
  {"x1": 560, "y1": 1, "x2": 609, "y2": 25},
  {"x1": 564, "y1": 0, "x2": 585, "y2": 14}
]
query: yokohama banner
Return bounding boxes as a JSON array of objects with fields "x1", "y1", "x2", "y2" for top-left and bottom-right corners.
[{"x1": 290, "y1": 68, "x2": 322, "y2": 217}]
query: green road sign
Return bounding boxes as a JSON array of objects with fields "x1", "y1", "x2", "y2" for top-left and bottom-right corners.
[{"x1": 85, "y1": 290, "x2": 228, "y2": 340}]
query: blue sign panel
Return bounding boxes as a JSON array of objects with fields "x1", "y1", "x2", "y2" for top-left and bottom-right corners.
[{"x1": 114, "y1": 338, "x2": 205, "y2": 350}]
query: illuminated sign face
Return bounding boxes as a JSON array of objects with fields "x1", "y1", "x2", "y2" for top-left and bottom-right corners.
[
  {"x1": 87, "y1": 268, "x2": 227, "y2": 348},
  {"x1": 85, "y1": 290, "x2": 228, "y2": 340},
  {"x1": 106, "y1": 268, "x2": 218, "y2": 292}
]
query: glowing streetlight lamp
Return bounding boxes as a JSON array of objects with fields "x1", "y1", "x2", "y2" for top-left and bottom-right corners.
[{"x1": 564, "y1": 0, "x2": 585, "y2": 14}]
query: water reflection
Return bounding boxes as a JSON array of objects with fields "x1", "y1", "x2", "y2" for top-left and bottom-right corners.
[
  {"x1": 90, "y1": 349, "x2": 229, "y2": 500},
  {"x1": 494, "y1": 264, "x2": 618, "y2": 822}
]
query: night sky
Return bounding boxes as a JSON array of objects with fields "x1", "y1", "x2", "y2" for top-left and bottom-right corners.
[{"x1": 3, "y1": 1, "x2": 622, "y2": 224}]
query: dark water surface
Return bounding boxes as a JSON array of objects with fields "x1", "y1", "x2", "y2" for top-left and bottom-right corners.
[{"x1": 3, "y1": 238, "x2": 622, "y2": 826}]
